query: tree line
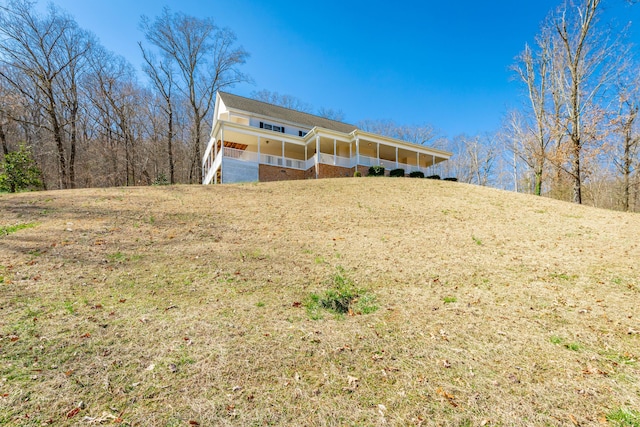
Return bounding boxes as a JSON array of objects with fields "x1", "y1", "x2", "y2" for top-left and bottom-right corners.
[
  {"x1": 1, "y1": 0, "x2": 639, "y2": 212},
  {"x1": 0, "y1": 0, "x2": 249, "y2": 190}
]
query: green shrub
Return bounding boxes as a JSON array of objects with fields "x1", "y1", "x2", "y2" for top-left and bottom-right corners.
[
  {"x1": 389, "y1": 168, "x2": 405, "y2": 177},
  {"x1": 153, "y1": 173, "x2": 169, "y2": 186},
  {"x1": 368, "y1": 166, "x2": 385, "y2": 176},
  {"x1": 409, "y1": 171, "x2": 424, "y2": 178},
  {"x1": 426, "y1": 174, "x2": 441, "y2": 180},
  {"x1": 0, "y1": 145, "x2": 42, "y2": 193},
  {"x1": 353, "y1": 171, "x2": 362, "y2": 177}
]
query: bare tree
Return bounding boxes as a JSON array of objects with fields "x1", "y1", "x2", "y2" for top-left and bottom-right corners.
[
  {"x1": 551, "y1": 0, "x2": 624, "y2": 203},
  {"x1": 611, "y1": 72, "x2": 640, "y2": 211},
  {"x1": 140, "y1": 8, "x2": 250, "y2": 183},
  {"x1": 0, "y1": 0, "x2": 91, "y2": 189},
  {"x1": 512, "y1": 29, "x2": 556, "y2": 196},
  {"x1": 358, "y1": 119, "x2": 438, "y2": 145},
  {"x1": 317, "y1": 107, "x2": 346, "y2": 122},
  {"x1": 251, "y1": 89, "x2": 313, "y2": 113},
  {"x1": 140, "y1": 44, "x2": 177, "y2": 184}
]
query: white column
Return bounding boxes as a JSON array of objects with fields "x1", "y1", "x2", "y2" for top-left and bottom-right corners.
[
  {"x1": 304, "y1": 145, "x2": 308, "y2": 162},
  {"x1": 333, "y1": 139, "x2": 337, "y2": 165},
  {"x1": 395, "y1": 147, "x2": 399, "y2": 169},
  {"x1": 257, "y1": 136, "x2": 261, "y2": 163},
  {"x1": 349, "y1": 143, "x2": 352, "y2": 168},
  {"x1": 356, "y1": 137, "x2": 360, "y2": 167},
  {"x1": 376, "y1": 143, "x2": 380, "y2": 165},
  {"x1": 432, "y1": 155, "x2": 436, "y2": 174},
  {"x1": 282, "y1": 140, "x2": 285, "y2": 166},
  {"x1": 417, "y1": 152, "x2": 420, "y2": 172},
  {"x1": 220, "y1": 127, "x2": 225, "y2": 159},
  {"x1": 315, "y1": 135, "x2": 320, "y2": 179}
]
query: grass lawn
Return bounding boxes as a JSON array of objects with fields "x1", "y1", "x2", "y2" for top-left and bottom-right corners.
[{"x1": 1, "y1": 178, "x2": 639, "y2": 426}]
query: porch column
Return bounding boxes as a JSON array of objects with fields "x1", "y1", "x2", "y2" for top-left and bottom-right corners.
[
  {"x1": 376, "y1": 143, "x2": 380, "y2": 165},
  {"x1": 257, "y1": 136, "x2": 261, "y2": 163},
  {"x1": 356, "y1": 137, "x2": 360, "y2": 167},
  {"x1": 315, "y1": 135, "x2": 320, "y2": 179},
  {"x1": 282, "y1": 140, "x2": 285, "y2": 166},
  {"x1": 304, "y1": 145, "x2": 308, "y2": 162},
  {"x1": 333, "y1": 139, "x2": 337, "y2": 165},
  {"x1": 349, "y1": 143, "x2": 352, "y2": 168},
  {"x1": 432, "y1": 155, "x2": 436, "y2": 174},
  {"x1": 395, "y1": 147, "x2": 399, "y2": 169},
  {"x1": 417, "y1": 152, "x2": 420, "y2": 172},
  {"x1": 220, "y1": 127, "x2": 224, "y2": 160}
]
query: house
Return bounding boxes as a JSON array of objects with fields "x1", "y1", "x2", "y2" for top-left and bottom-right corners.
[{"x1": 202, "y1": 92, "x2": 452, "y2": 184}]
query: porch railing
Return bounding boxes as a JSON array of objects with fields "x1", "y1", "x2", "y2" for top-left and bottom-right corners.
[
  {"x1": 218, "y1": 147, "x2": 437, "y2": 176},
  {"x1": 318, "y1": 153, "x2": 353, "y2": 168}
]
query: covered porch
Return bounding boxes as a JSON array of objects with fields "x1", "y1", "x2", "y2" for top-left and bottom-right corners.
[{"x1": 202, "y1": 122, "x2": 450, "y2": 184}]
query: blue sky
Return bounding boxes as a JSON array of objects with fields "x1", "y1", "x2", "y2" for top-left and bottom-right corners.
[{"x1": 35, "y1": 0, "x2": 640, "y2": 137}]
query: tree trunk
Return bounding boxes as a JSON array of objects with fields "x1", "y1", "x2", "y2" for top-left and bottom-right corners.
[
  {"x1": 571, "y1": 142, "x2": 582, "y2": 204},
  {"x1": 168, "y1": 108, "x2": 175, "y2": 184},
  {"x1": 534, "y1": 162, "x2": 543, "y2": 196},
  {"x1": 0, "y1": 120, "x2": 8, "y2": 156},
  {"x1": 623, "y1": 134, "x2": 631, "y2": 212}
]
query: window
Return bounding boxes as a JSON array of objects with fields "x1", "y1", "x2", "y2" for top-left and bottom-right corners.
[
  {"x1": 259, "y1": 121, "x2": 285, "y2": 133},
  {"x1": 299, "y1": 130, "x2": 307, "y2": 137}
]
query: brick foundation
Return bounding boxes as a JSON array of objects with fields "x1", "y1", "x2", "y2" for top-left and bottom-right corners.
[{"x1": 318, "y1": 164, "x2": 353, "y2": 179}]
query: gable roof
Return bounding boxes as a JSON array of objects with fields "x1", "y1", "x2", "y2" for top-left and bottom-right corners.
[{"x1": 219, "y1": 91, "x2": 358, "y2": 134}]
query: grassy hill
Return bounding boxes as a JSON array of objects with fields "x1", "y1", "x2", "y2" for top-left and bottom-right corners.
[{"x1": 1, "y1": 178, "x2": 639, "y2": 426}]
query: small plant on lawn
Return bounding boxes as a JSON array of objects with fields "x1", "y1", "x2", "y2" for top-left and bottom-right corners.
[
  {"x1": 565, "y1": 341, "x2": 582, "y2": 351},
  {"x1": 107, "y1": 251, "x2": 127, "y2": 262},
  {"x1": 353, "y1": 171, "x2": 362, "y2": 177},
  {"x1": 550, "y1": 335, "x2": 563, "y2": 345},
  {"x1": 409, "y1": 171, "x2": 424, "y2": 178},
  {"x1": 389, "y1": 168, "x2": 405, "y2": 177},
  {"x1": 443, "y1": 296, "x2": 457, "y2": 304},
  {"x1": 0, "y1": 222, "x2": 37, "y2": 236},
  {"x1": 606, "y1": 408, "x2": 640, "y2": 427},
  {"x1": 306, "y1": 267, "x2": 378, "y2": 318},
  {"x1": 472, "y1": 236, "x2": 483, "y2": 246},
  {"x1": 368, "y1": 165, "x2": 385, "y2": 176}
]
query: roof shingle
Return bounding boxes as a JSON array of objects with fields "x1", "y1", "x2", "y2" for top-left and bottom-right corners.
[{"x1": 219, "y1": 92, "x2": 358, "y2": 134}]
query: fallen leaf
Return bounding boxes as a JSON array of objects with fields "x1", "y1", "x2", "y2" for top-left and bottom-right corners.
[
  {"x1": 80, "y1": 333, "x2": 90, "y2": 339},
  {"x1": 436, "y1": 387, "x2": 458, "y2": 407},
  {"x1": 66, "y1": 407, "x2": 80, "y2": 418},
  {"x1": 188, "y1": 421, "x2": 200, "y2": 426}
]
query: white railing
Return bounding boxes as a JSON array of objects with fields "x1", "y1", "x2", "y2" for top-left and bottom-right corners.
[
  {"x1": 358, "y1": 155, "x2": 375, "y2": 167},
  {"x1": 214, "y1": 146, "x2": 439, "y2": 176},
  {"x1": 224, "y1": 147, "x2": 259, "y2": 162},
  {"x1": 259, "y1": 153, "x2": 307, "y2": 170},
  {"x1": 317, "y1": 153, "x2": 353, "y2": 168}
]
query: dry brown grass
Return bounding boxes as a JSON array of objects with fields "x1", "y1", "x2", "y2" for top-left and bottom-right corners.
[{"x1": 0, "y1": 178, "x2": 639, "y2": 426}]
